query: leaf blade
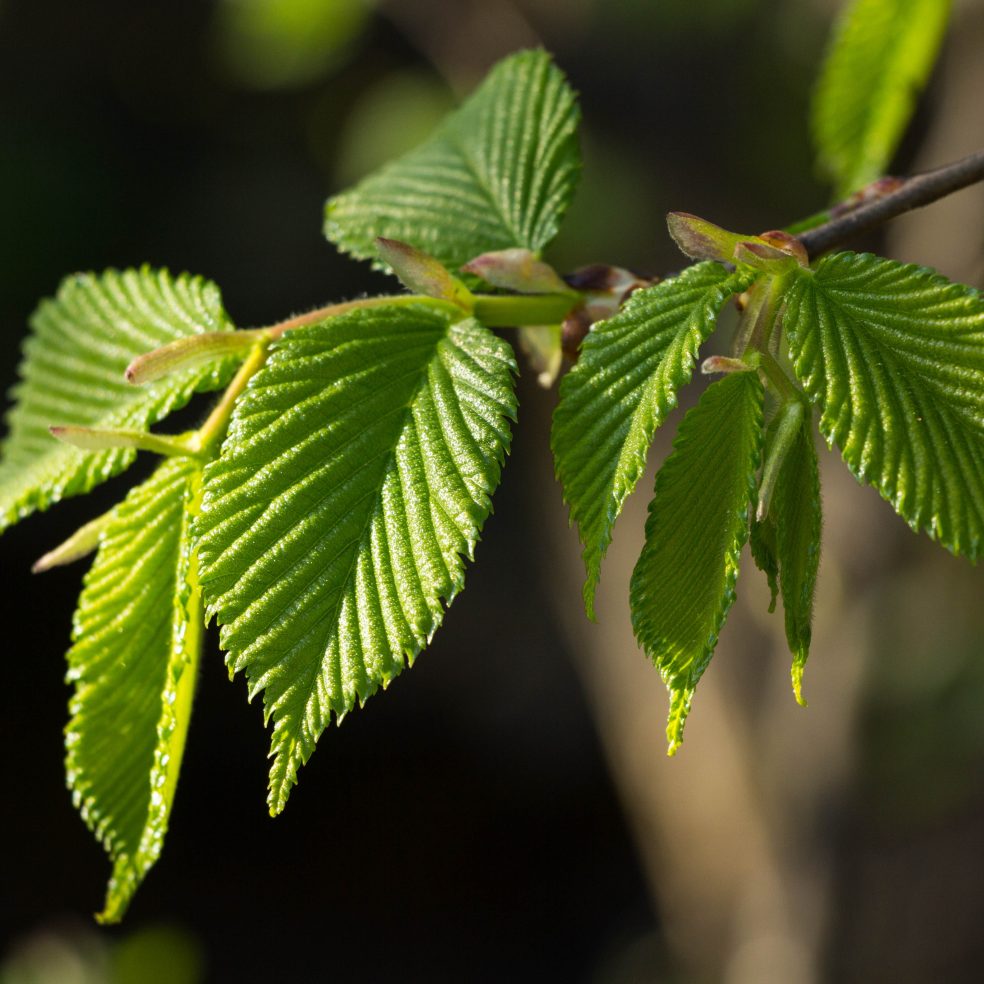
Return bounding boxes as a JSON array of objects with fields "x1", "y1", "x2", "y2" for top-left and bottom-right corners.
[
  {"x1": 65, "y1": 457, "x2": 202, "y2": 922},
  {"x1": 769, "y1": 408, "x2": 823, "y2": 704},
  {"x1": 629, "y1": 371, "x2": 764, "y2": 752},
  {"x1": 812, "y1": 0, "x2": 951, "y2": 195},
  {"x1": 783, "y1": 251, "x2": 984, "y2": 561},
  {"x1": 324, "y1": 50, "x2": 581, "y2": 271},
  {"x1": 0, "y1": 267, "x2": 237, "y2": 534},
  {"x1": 552, "y1": 262, "x2": 755, "y2": 617},
  {"x1": 195, "y1": 303, "x2": 517, "y2": 814}
]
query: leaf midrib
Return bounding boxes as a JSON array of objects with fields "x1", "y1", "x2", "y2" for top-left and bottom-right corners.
[{"x1": 270, "y1": 328, "x2": 454, "y2": 729}]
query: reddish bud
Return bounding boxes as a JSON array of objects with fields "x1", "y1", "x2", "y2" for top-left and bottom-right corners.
[
  {"x1": 375, "y1": 238, "x2": 473, "y2": 310},
  {"x1": 461, "y1": 248, "x2": 570, "y2": 295}
]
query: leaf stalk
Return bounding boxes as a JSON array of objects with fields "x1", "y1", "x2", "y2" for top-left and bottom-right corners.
[
  {"x1": 472, "y1": 292, "x2": 578, "y2": 326},
  {"x1": 50, "y1": 425, "x2": 198, "y2": 458},
  {"x1": 191, "y1": 341, "x2": 271, "y2": 454}
]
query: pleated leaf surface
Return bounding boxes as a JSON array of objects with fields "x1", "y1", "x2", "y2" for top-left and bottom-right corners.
[
  {"x1": 812, "y1": 0, "x2": 950, "y2": 195},
  {"x1": 783, "y1": 251, "x2": 984, "y2": 561},
  {"x1": 552, "y1": 262, "x2": 754, "y2": 617},
  {"x1": 630, "y1": 372, "x2": 764, "y2": 753},
  {"x1": 195, "y1": 302, "x2": 517, "y2": 814},
  {"x1": 766, "y1": 408, "x2": 823, "y2": 703},
  {"x1": 66, "y1": 456, "x2": 203, "y2": 923},
  {"x1": 0, "y1": 267, "x2": 235, "y2": 534},
  {"x1": 324, "y1": 49, "x2": 580, "y2": 271}
]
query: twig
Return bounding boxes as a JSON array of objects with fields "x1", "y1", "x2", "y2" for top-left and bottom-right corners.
[{"x1": 797, "y1": 149, "x2": 984, "y2": 257}]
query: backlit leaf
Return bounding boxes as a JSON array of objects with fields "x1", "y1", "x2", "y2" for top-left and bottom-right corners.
[
  {"x1": 0, "y1": 267, "x2": 235, "y2": 534},
  {"x1": 65, "y1": 457, "x2": 202, "y2": 922},
  {"x1": 783, "y1": 251, "x2": 984, "y2": 561},
  {"x1": 630, "y1": 371, "x2": 764, "y2": 753},
  {"x1": 552, "y1": 262, "x2": 755, "y2": 617},
  {"x1": 325, "y1": 50, "x2": 581, "y2": 272},
  {"x1": 766, "y1": 406, "x2": 823, "y2": 704},
  {"x1": 195, "y1": 302, "x2": 517, "y2": 814},
  {"x1": 813, "y1": 0, "x2": 951, "y2": 196}
]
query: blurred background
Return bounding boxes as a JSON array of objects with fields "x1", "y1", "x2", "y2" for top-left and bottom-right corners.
[{"x1": 2, "y1": 1, "x2": 984, "y2": 981}]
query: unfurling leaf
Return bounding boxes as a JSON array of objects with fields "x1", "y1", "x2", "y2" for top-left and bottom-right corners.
[
  {"x1": 65, "y1": 457, "x2": 202, "y2": 922},
  {"x1": 763, "y1": 404, "x2": 823, "y2": 704},
  {"x1": 552, "y1": 262, "x2": 756, "y2": 618},
  {"x1": 812, "y1": 0, "x2": 951, "y2": 196},
  {"x1": 33, "y1": 511, "x2": 112, "y2": 573},
  {"x1": 374, "y1": 238, "x2": 474, "y2": 310},
  {"x1": 0, "y1": 267, "x2": 236, "y2": 535},
  {"x1": 783, "y1": 251, "x2": 984, "y2": 561},
  {"x1": 750, "y1": 514, "x2": 780, "y2": 613},
  {"x1": 196, "y1": 302, "x2": 517, "y2": 815},
  {"x1": 630, "y1": 371, "x2": 764, "y2": 753},
  {"x1": 461, "y1": 248, "x2": 571, "y2": 295},
  {"x1": 666, "y1": 212, "x2": 750, "y2": 263},
  {"x1": 325, "y1": 50, "x2": 581, "y2": 272}
]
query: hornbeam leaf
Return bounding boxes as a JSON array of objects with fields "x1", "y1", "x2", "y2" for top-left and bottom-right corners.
[
  {"x1": 65, "y1": 457, "x2": 203, "y2": 923},
  {"x1": 325, "y1": 50, "x2": 580, "y2": 272},
  {"x1": 630, "y1": 371, "x2": 764, "y2": 753},
  {"x1": 552, "y1": 262, "x2": 755, "y2": 618},
  {"x1": 195, "y1": 302, "x2": 517, "y2": 814},
  {"x1": 783, "y1": 251, "x2": 984, "y2": 561},
  {"x1": 0, "y1": 267, "x2": 236, "y2": 534},
  {"x1": 749, "y1": 515, "x2": 779, "y2": 614},
  {"x1": 812, "y1": 0, "x2": 951, "y2": 196},
  {"x1": 767, "y1": 407, "x2": 823, "y2": 705}
]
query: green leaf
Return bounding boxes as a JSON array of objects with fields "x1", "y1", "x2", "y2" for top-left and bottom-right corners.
[
  {"x1": 812, "y1": 0, "x2": 951, "y2": 196},
  {"x1": 195, "y1": 302, "x2": 517, "y2": 814},
  {"x1": 65, "y1": 457, "x2": 203, "y2": 923},
  {"x1": 767, "y1": 406, "x2": 823, "y2": 705},
  {"x1": 0, "y1": 267, "x2": 236, "y2": 534},
  {"x1": 749, "y1": 515, "x2": 779, "y2": 614},
  {"x1": 552, "y1": 262, "x2": 755, "y2": 618},
  {"x1": 325, "y1": 50, "x2": 581, "y2": 272},
  {"x1": 783, "y1": 251, "x2": 984, "y2": 561},
  {"x1": 629, "y1": 371, "x2": 764, "y2": 753}
]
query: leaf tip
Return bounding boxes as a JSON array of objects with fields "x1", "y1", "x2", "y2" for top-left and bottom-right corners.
[
  {"x1": 701, "y1": 355, "x2": 752, "y2": 376},
  {"x1": 792, "y1": 653, "x2": 808, "y2": 707},
  {"x1": 666, "y1": 211, "x2": 740, "y2": 263},
  {"x1": 665, "y1": 688, "x2": 692, "y2": 754},
  {"x1": 95, "y1": 904, "x2": 124, "y2": 926},
  {"x1": 581, "y1": 570, "x2": 600, "y2": 622},
  {"x1": 31, "y1": 554, "x2": 53, "y2": 574},
  {"x1": 462, "y1": 248, "x2": 570, "y2": 295},
  {"x1": 95, "y1": 868, "x2": 133, "y2": 925}
]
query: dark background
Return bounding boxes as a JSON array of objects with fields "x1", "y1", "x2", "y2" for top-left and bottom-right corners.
[{"x1": 2, "y1": 2, "x2": 984, "y2": 982}]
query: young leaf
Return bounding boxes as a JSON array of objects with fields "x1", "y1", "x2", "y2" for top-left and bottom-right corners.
[
  {"x1": 374, "y1": 238, "x2": 474, "y2": 310},
  {"x1": 65, "y1": 457, "x2": 203, "y2": 923},
  {"x1": 325, "y1": 50, "x2": 581, "y2": 272},
  {"x1": 0, "y1": 267, "x2": 236, "y2": 534},
  {"x1": 552, "y1": 262, "x2": 755, "y2": 618},
  {"x1": 630, "y1": 371, "x2": 764, "y2": 753},
  {"x1": 766, "y1": 406, "x2": 823, "y2": 705},
  {"x1": 749, "y1": 514, "x2": 779, "y2": 613},
  {"x1": 812, "y1": 0, "x2": 951, "y2": 196},
  {"x1": 783, "y1": 251, "x2": 984, "y2": 561},
  {"x1": 195, "y1": 302, "x2": 517, "y2": 815}
]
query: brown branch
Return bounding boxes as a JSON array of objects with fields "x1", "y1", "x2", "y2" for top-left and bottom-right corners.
[{"x1": 797, "y1": 149, "x2": 984, "y2": 257}]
